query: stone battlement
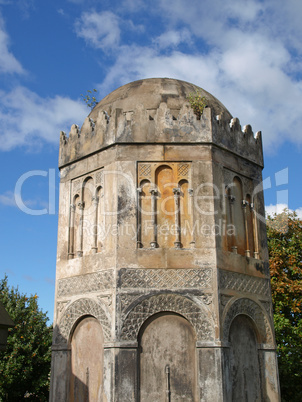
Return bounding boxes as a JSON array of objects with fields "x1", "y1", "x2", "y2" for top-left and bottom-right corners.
[{"x1": 59, "y1": 104, "x2": 263, "y2": 167}]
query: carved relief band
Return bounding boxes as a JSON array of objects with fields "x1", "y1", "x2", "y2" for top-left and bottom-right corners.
[
  {"x1": 58, "y1": 270, "x2": 114, "y2": 297},
  {"x1": 119, "y1": 268, "x2": 212, "y2": 289},
  {"x1": 219, "y1": 270, "x2": 270, "y2": 297}
]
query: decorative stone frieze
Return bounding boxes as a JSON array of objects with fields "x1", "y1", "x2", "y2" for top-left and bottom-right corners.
[
  {"x1": 219, "y1": 270, "x2": 270, "y2": 297},
  {"x1": 119, "y1": 268, "x2": 212, "y2": 289},
  {"x1": 57, "y1": 271, "x2": 114, "y2": 297}
]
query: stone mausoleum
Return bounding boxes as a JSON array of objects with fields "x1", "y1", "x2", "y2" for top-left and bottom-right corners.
[{"x1": 50, "y1": 78, "x2": 280, "y2": 401}]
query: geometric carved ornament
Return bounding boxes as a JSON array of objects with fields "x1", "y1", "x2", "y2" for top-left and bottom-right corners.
[
  {"x1": 120, "y1": 293, "x2": 214, "y2": 342},
  {"x1": 219, "y1": 270, "x2": 270, "y2": 297},
  {"x1": 54, "y1": 298, "x2": 111, "y2": 345},
  {"x1": 58, "y1": 270, "x2": 113, "y2": 297},
  {"x1": 119, "y1": 268, "x2": 212, "y2": 289},
  {"x1": 222, "y1": 298, "x2": 274, "y2": 346}
]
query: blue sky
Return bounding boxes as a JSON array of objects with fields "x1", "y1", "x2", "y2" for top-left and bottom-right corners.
[{"x1": 0, "y1": 0, "x2": 301, "y2": 323}]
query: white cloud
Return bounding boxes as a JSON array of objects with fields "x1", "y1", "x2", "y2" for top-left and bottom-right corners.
[
  {"x1": 0, "y1": 16, "x2": 24, "y2": 74},
  {"x1": 224, "y1": 0, "x2": 264, "y2": 23},
  {"x1": 1, "y1": 0, "x2": 300, "y2": 153},
  {"x1": 97, "y1": 45, "x2": 221, "y2": 98},
  {"x1": 296, "y1": 208, "x2": 302, "y2": 219},
  {"x1": 0, "y1": 86, "x2": 87, "y2": 151},
  {"x1": 83, "y1": 0, "x2": 302, "y2": 152},
  {"x1": 121, "y1": 0, "x2": 146, "y2": 11},
  {"x1": 75, "y1": 11, "x2": 120, "y2": 49},
  {"x1": 0, "y1": 191, "x2": 17, "y2": 206},
  {"x1": 96, "y1": 41, "x2": 302, "y2": 151},
  {"x1": 154, "y1": 29, "x2": 192, "y2": 49},
  {"x1": 0, "y1": 190, "x2": 38, "y2": 208},
  {"x1": 265, "y1": 203, "x2": 302, "y2": 219}
]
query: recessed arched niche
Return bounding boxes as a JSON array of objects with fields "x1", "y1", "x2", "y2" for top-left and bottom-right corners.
[
  {"x1": 156, "y1": 165, "x2": 176, "y2": 248},
  {"x1": 82, "y1": 177, "x2": 94, "y2": 255},
  {"x1": 232, "y1": 177, "x2": 246, "y2": 255},
  {"x1": 69, "y1": 316, "x2": 104, "y2": 402},
  {"x1": 139, "y1": 312, "x2": 198, "y2": 401},
  {"x1": 228, "y1": 315, "x2": 262, "y2": 401},
  {"x1": 137, "y1": 162, "x2": 192, "y2": 249},
  {"x1": 68, "y1": 169, "x2": 104, "y2": 259}
]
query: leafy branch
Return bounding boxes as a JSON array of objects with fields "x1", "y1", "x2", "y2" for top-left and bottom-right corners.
[
  {"x1": 81, "y1": 89, "x2": 98, "y2": 110},
  {"x1": 187, "y1": 91, "x2": 207, "y2": 119}
]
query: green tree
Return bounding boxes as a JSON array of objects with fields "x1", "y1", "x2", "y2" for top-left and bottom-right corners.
[
  {"x1": 267, "y1": 210, "x2": 302, "y2": 401},
  {"x1": 0, "y1": 276, "x2": 52, "y2": 401}
]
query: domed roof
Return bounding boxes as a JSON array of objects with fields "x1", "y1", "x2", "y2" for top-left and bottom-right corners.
[
  {"x1": 60, "y1": 77, "x2": 262, "y2": 168},
  {"x1": 90, "y1": 78, "x2": 232, "y2": 121}
]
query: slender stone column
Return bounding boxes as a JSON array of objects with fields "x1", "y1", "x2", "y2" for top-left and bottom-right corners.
[
  {"x1": 242, "y1": 199, "x2": 250, "y2": 257},
  {"x1": 68, "y1": 204, "x2": 75, "y2": 259},
  {"x1": 228, "y1": 195, "x2": 237, "y2": 253},
  {"x1": 188, "y1": 188, "x2": 195, "y2": 248},
  {"x1": 173, "y1": 188, "x2": 181, "y2": 249},
  {"x1": 77, "y1": 202, "x2": 84, "y2": 257},
  {"x1": 136, "y1": 187, "x2": 143, "y2": 248},
  {"x1": 149, "y1": 188, "x2": 158, "y2": 248},
  {"x1": 165, "y1": 364, "x2": 171, "y2": 402},
  {"x1": 91, "y1": 196, "x2": 99, "y2": 253},
  {"x1": 251, "y1": 202, "x2": 260, "y2": 259}
]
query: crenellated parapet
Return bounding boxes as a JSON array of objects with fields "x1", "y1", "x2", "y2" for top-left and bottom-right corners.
[
  {"x1": 213, "y1": 112, "x2": 263, "y2": 166},
  {"x1": 59, "y1": 89, "x2": 263, "y2": 168}
]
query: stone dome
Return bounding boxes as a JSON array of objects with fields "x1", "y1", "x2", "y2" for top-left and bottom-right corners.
[
  {"x1": 59, "y1": 78, "x2": 263, "y2": 167},
  {"x1": 90, "y1": 78, "x2": 232, "y2": 121}
]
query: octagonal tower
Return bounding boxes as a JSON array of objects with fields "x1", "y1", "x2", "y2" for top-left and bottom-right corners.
[{"x1": 50, "y1": 78, "x2": 280, "y2": 401}]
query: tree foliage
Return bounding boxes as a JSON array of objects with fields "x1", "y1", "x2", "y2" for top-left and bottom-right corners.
[
  {"x1": 0, "y1": 276, "x2": 52, "y2": 401},
  {"x1": 267, "y1": 210, "x2": 302, "y2": 401}
]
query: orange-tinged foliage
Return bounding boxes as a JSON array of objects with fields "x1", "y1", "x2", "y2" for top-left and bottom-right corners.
[{"x1": 267, "y1": 210, "x2": 302, "y2": 401}]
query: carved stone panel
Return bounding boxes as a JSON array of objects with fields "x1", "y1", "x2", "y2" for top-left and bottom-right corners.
[
  {"x1": 55, "y1": 298, "x2": 111, "y2": 344},
  {"x1": 138, "y1": 163, "x2": 151, "y2": 180},
  {"x1": 120, "y1": 293, "x2": 214, "y2": 341},
  {"x1": 219, "y1": 270, "x2": 270, "y2": 298},
  {"x1": 119, "y1": 293, "x2": 141, "y2": 314},
  {"x1": 57, "y1": 271, "x2": 114, "y2": 298},
  {"x1": 119, "y1": 268, "x2": 212, "y2": 289},
  {"x1": 178, "y1": 163, "x2": 190, "y2": 178}
]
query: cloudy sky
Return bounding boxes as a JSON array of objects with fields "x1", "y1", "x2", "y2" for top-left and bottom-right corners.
[{"x1": 0, "y1": 0, "x2": 301, "y2": 322}]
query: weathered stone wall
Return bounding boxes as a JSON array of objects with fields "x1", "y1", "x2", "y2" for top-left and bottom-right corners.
[{"x1": 50, "y1": 78, "x2": 280, "y2": 401}]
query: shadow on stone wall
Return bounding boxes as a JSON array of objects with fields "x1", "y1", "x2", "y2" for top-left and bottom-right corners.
[{"x1": 50, "y1": 321, "x2": 101, "y2": 401}]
